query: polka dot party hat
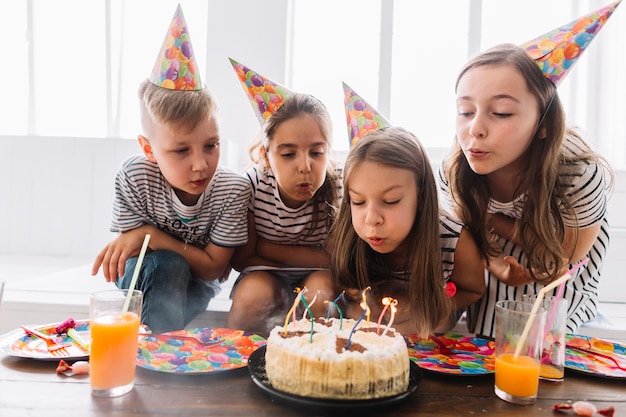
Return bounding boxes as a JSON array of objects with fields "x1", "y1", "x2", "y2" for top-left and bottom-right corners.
[
  {"x1": 229, "y1": 58, "x2": 293, "y2": 125},
  {"x1": 149, "y1": 5, "x2": 203, "y2": 90},
  {"x1": 521, "y1": 0, "x2": 622, "y2": 87},
  {"x1": 343, "y1": 82, "x2": 391, "y2": 147}
]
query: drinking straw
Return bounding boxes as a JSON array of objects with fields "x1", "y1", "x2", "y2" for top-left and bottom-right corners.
[
  {"x1": 122, "y1": 234, "x2": 151, "y2": 313},
  {"x1": 542, "y1": 258, "x2": 589, "y2": 341},
  {"x1": 513, "y1": 272, "x2": 573, "y2": 360}
]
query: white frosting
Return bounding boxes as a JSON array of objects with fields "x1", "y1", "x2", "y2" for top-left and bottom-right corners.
[
  {"x1": 268, "y1": 318, "x2": 407, "y2": 359},
  {"x1": 265, "y1": 317, "x2": 410, "y2": 399}
]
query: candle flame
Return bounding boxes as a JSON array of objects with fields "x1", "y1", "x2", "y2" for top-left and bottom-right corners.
[
  {"x1": 376, "y1": 297, "x2": 394, "y2": 334},
  {"x1": 360, "y1": 286, "x2": 371, "y2": 323},
  {"x1": 283, "y1": 287, "x2": 307, "y2": 334},
  {"x1": 381, "y1": 298, "x2": 398, "y2": 337}
]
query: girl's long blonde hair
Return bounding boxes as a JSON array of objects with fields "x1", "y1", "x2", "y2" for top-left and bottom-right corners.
[{"x1": 330, "y1": 126, "x2": 452, "y2": 337}]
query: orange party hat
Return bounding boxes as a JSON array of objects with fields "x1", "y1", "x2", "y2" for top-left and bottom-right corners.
[
  {"x1": 149, "y1": 5, "x2": 203, "y2": 90},
  {"x1": 229, "y1": 58, "x2": 293, "y2": 125},
  {"x1": 521, "y1": 0, "x2": 621, "y2": 87},
  {"x1": 343, "y1": 82, "x2": 391, "y2": 147}
]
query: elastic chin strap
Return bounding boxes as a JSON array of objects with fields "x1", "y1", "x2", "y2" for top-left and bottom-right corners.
[{"x1": 531, "y1": 91, "x2": 557, "y2": 140}]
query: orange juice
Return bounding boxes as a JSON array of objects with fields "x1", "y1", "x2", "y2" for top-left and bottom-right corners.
[
  {"x1": 495, "y1": 353, "x2": 540, "y2": 397},
  {"x1": 90, "y1": 312, "x2": 140, "y2": 390},
  {"x1": 540, "y1": 363, "x2": 565, "y2": 380}
]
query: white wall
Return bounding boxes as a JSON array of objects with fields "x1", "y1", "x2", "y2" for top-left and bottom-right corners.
[
  {"x1": 0, "y1": 0, "x2": 290, "y2": 257},
  {"x1": 0, "y1": 0, "x2": 623, "y2": 303},
  {"x1": 1, "y1": 136, "x2": 624, "y2": 304}
]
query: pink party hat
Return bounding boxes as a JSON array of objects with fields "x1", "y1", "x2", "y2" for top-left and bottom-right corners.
[
  {"x1": 521, "y1": 0, "x2": 621, "y2": 87},
  {"x1": 149, "y1": 5, "x2": 202, "y2": 90},
  {"x1": 229, "y1": 58, "x2": 293, "y2": 125},
  {"x1": 343, "y1": 82, "x2": 391, "y2": 147}
]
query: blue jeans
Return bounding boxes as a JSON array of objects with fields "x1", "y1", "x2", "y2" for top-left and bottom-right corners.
[{"x1": 116, "y1": 250, "x2": 218, "y2": 333}]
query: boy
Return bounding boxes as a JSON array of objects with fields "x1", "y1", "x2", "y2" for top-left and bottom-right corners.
[{"x1": 91, "y1": 6, "x2": 250, "y2": 333}]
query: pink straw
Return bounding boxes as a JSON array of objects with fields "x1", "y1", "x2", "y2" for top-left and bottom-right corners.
[{"x1": 542, "y1": 258, "x2": 589, "y2": 340}]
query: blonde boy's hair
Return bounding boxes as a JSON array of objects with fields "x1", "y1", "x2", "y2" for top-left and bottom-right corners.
[{"x1": 138, "y1": 79, "x2": 219, "y2": 136}]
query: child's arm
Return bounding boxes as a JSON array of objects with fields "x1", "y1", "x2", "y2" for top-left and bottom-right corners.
[
  {"x1": 563, "y1": 223, "x2": 602, "y2": 264},
  {"x1": 490, "y1": 212, "x2": 601, "y2": 264},
  {"x1": 489, "y1": 214, "x2": 602, "y2": 282},
  {"x1": 92, "y1": 224, "x2": 234, "y2": 282},
  {"x1": 135, "y1": 224, "x2": 234, "y2": 281},
  {"x1": 448, "y1": 228, "x2": 487, "y2": 309},
  {"x1": 91, "y1": 226, "x2": 152, "y2": 283},
  {"x1": 256, "y1": 239, "x2": 330, "y2": 268},
  {"x1": 230, "y1": 211, "x2": 281, "y2": 271}
]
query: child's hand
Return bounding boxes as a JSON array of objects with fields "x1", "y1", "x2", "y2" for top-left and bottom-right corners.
[
  {"x1": 91, "y1": 229, "x2": 149, "y2": 282},
  {"x1": 487, "y1": 255, "x2": 531, "y2": 286}
]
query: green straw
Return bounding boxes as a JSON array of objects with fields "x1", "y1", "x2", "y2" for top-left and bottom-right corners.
[{"x1": 122, "y1": 234, "x2": 151, "y2": 313}]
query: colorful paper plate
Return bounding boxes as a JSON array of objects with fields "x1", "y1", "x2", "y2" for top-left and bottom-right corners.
[
  {"x1": 248, "y1": 345, "x2": 421, "y2": 409},
  {"x1": 405, "y1": 333, "x2": 495, "y2": 375},
  {"x1": 565, "y1": 334, "x2": 626, "y2": 379},
  {"x1": 0, "y1": 320, "x2": 91, "y2": 360},
  {"x1": 136, "y1": 327, "x2": 266, "y2": 374}
]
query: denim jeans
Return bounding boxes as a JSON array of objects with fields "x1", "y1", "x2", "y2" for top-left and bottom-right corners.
[{"x1": 116, "y1": 250, "x2": 218, "y2": 333}]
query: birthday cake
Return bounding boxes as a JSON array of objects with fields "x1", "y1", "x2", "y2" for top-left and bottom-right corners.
[{"x1": 264, "y1": 317, "x2": 410, "y2": 400}]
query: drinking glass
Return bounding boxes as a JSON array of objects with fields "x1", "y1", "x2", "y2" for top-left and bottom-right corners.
[
  {"x1": 90, "y1": 289, "x2": 142, "y2": 397},
  {"x1": 523, "y1": 294, "x2": 568, "y2": 382},
  {"x1": 494, "y1": 300, "x2": 546, "y2": 405}
]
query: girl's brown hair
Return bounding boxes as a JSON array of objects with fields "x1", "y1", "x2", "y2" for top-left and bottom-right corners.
[
  {"x1": 443, "y1": 43, "x2": 613, "y2": 283},
  {"x1": 249, "y1": 93, "x2": 341, "y2": 234},
  {"x1": 330, "y1": 126, "x2": 452, "y2": 337}
]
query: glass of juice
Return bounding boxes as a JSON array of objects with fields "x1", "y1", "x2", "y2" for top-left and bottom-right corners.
[
  {"x1": 523, "y1": 294, "x2": 568, "y2": 382},
  {"x1": 90, "y1": 289, "x2": 142, "y2": 397},
  {"x1": 494, "y1": 300, "x2": 546, "y2": 405}
]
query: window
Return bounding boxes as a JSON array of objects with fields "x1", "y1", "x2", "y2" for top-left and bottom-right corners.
[
  {"x1": 290, "y1": 0, "x2": 626, "y2": 167},
  {"x1": 2, "y1": 1, "x2": 625, "y2": 168}
]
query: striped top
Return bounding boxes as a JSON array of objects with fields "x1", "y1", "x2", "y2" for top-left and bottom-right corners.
[
  {"x1": 440, "y1": 214, "x2": 464, "y2": 283},
  {"x1": 111, "y1": 155, "x2": 251, "y2": 249},
  {"x1": 438, "y1": 145, "x2": 610, "y2": 337},
  {"x1": 246, "y1": 165, "x2": 342, "y2": 246}
]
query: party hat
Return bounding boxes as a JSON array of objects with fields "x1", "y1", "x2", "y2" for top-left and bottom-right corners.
[
  {"x1": 229, "y1": 58, "x2": 293, "y2": 125},
  {"x1": 521, "y1": 0, "x2": 621, "y2": 87},
  {"x1": 149, "y1": 5, "x2": 203, "y2": 90},
  {"x1": 343, "y1": 82, "x2": 391, "y2": 147}
]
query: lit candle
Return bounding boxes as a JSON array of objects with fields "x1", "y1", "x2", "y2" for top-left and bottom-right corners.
[
  {"x1": 361, "y1": 286, "x2": 371, "y2": 323},
  {"x1": 376, "y1": 297, "x2": 393, "y2": 334},
  {"x1": 346, "y1": 308, "x2": 366, "y2": 350},
  {"x1": 299, "y1": 293, "x2": 315, "y2": 343},
  {"x1": 302, "y1": 290, "x2": 320, "y2": 320},
  {"x1": 381, "y1": 298, "x2": 398, "y2": 337},
  {"x1": 324, "y1": 292, "x2": 345, "y2": 329},
  {"x1": 325, "y1": 292, "x2": 345, "y2": 329},
  {"x1": 283, "y1": 287, "x2": 307, "y2": 333},
  {"x1": 346, "y1": 288, "x2": 371, "y2": 350}
]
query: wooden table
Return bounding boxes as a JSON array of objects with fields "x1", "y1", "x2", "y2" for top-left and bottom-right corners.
[{"x1": 1, "y1": 353, "x2": 624, "y2": 417}]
